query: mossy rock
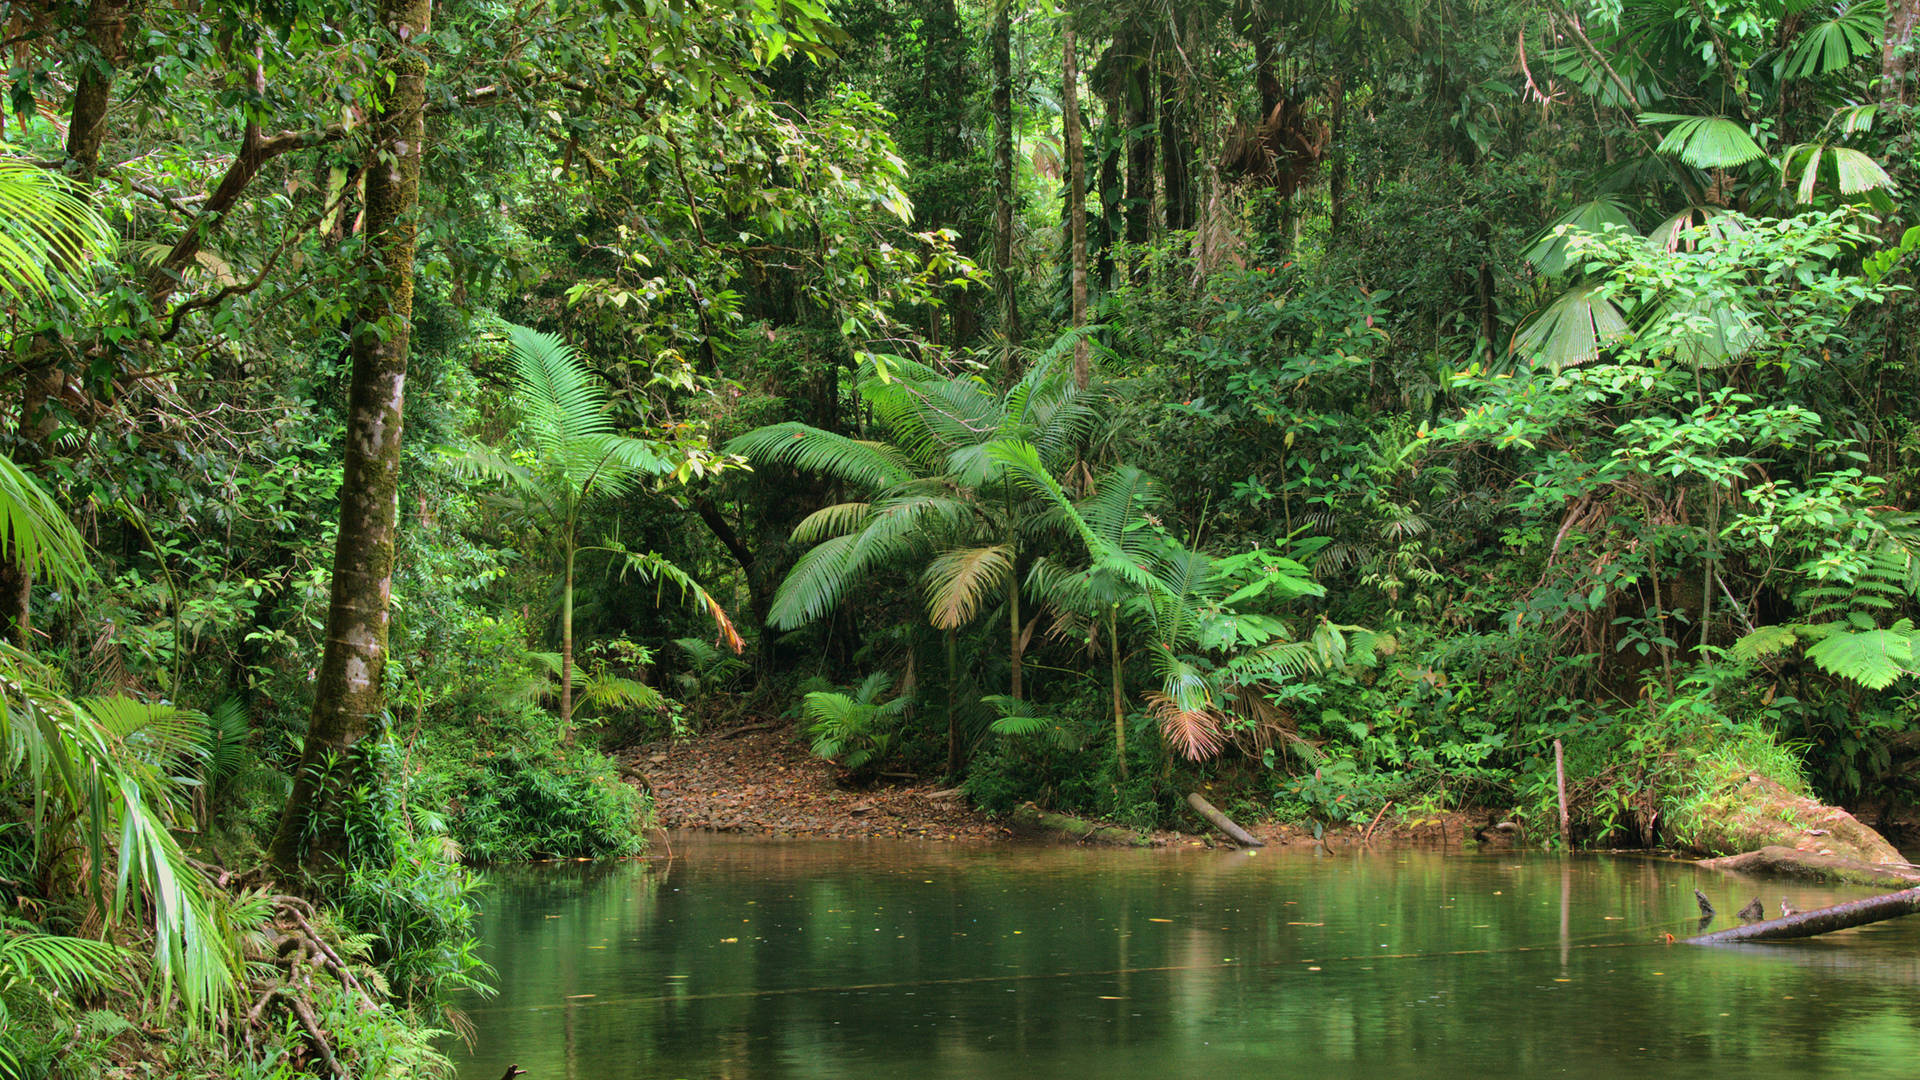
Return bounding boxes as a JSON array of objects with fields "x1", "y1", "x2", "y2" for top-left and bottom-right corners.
[
  {"x1": 1698, "y1": 846, "x2": 1920, "y2": 888},
  {"x1": 1673, "y1": 772, "x2": 1902, "y2": 864},
  {"x1": 1010, "y1": 802, "x2": 1152, "y2": 847}
]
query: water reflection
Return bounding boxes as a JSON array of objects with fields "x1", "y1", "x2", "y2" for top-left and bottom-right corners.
[{"x1": 450, "y1": 835, "x2": 1920, "y2": 1080}]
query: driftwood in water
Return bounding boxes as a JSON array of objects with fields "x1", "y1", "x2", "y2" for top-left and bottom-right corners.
[
  {"x1": 1011, "y1": 802, "x2": 1151, "y2": 846},
  {"x1": 1186, "y1": 793, "x2": 1264, "y2": 848},
  {"x1": 1686, "y1": 886, "x2": 1920, "y2": 944}
]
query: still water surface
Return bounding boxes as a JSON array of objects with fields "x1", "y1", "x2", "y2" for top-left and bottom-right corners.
[{"x1": 451, "y1": 834, "x2": 1920, "y2": 1080}]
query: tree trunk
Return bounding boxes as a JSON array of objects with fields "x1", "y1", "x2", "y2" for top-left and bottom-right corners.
[
  {"x1": 1328, "y1": 77, "x2": 1348, "y2": 238},
  {"x1": 1687, "y1": 887, "x2": 1920, "y2": 944},
  {"x1": 1, "y1": 0, "x2": 132, "y2": 644},
  {"x1": 1123, "y1": 26, "x2": 1155, "y2": 265},
  {"x1": 1007, "y1": 557, "x2": 1023, "y2": 700},
  {"x1": 1110, "y1": 606, "x2": 1126, "y2": 781},
  {"x1": 1063, "y1": 13, "x2": 1090, "y2": 389},
  {"x1": 991, "y1": 5, "x2": 1022, "y2": 354},
  {"x1": 269, "y1": 0, "x2": 431, "y2": 875},
  {"x1": 560, "y1": 534, "x2": 576, "y2": 728},
  {"x1": 1186, "y1": 792, "x2": 1264, "y2": 848},
  {"x1": 1158, "y1": 40, "x2": 1192, "y2": 232},
  {"x1": 1095, "y1": 39, "x2": 1121, "y2": 292},
  {"x1": 1883, "y1": 0, "x2": 1918, "y2": 110},
  {"x1": 945, "y1": 629, "x2": 963, "y2": 776},
  {"x1": 64, "y1": 1, "x2": 129, "y2": 186},
  {"x1": 1011, "y1": 802, "x2": 1149, "y2": 845},
  {"x1": 1249, "y1": 10, "x2": 1281, "y2": 120}
]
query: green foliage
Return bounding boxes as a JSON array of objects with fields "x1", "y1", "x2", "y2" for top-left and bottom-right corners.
[
  {"x1": 0, "y1": 157, "x2": 114, "y2": 302},
  {"x1": 803, "y1": 672, "x2": 913, "y2": 774},
  {"x1": 0, "y1": 645, "x2": 237, "y2": 1019},
  {"x1": 332, "y1": 736, "x2": 492, "y2": 1015},
  {"x1": 452, "y1": 745, "x2": 650, "y2": 863}
]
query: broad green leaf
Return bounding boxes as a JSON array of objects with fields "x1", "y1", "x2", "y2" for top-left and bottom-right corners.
[
  {"x1": 1641, "y1": 114, "x2": 1766, "y2": 169},
  {"x1": 1511, "y1": 283, "x2": 1630, "y2": 370}
]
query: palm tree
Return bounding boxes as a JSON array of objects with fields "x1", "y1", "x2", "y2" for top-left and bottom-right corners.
[
  {"x1": 1021, "y1": 464, "x2": 1161, "y2": 777},
  {"x1": 727, "y1": 352, "x2": 1099, "y2": 772},
  {"x1": 459, "y1": 324, "x2": 740, "y2": 727},
  {"x1": 993, "y1": 441, "x2": 1331, "y2": 775}
]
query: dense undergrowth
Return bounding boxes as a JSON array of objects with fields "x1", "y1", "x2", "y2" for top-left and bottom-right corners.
[{"x1": 3, "y1": 0, "x2": 1919, "y2": 1074}]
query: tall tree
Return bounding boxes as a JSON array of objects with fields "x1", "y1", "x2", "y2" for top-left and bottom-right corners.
[
  {"x1": 269, "y1": 0, "x2": 431, "y2": 874},
  {"x1": 1063, "y1": 11, "x2": 1090, "y2": 389},
  {"x1": 1158, "y1": 14, "x2": 1193, "y2": 232},
  {"x1": 991, "y1": 3, "x2": 1023, "y2": 353},
  {"x1": 1122, "y1": 21, "x2": 1156, "y2": 262},
  {"x1": 1884, "y1": 0, "x2": 1919, "y2": 109}
]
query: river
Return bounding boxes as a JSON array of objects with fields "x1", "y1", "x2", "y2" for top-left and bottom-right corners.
[{"x1": 448, "y1": 833, "x2": 1920, "y2": 1079}]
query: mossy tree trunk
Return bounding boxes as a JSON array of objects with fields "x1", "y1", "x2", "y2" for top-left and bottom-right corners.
[
  {"x1": 991, "y1": 4, "x2": 1021, "y2": 355},
  {"x1": 270, "y1": 0, "x2": 430, "y2": 875},
  {"x1": 1884, "y1": 0, "x2": 1918, "y2": 110},
  {"x1": 1062, "y1": 9, "x2": 1089, "y2": 390}
]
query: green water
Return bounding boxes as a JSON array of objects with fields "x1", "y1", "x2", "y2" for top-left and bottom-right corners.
[{"x1": 450, "y1": 834, "x2": 1920, "y2": 1080}]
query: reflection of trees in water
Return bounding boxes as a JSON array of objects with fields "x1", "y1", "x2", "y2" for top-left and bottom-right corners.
[{"x1": 456, "y1": 839, "x2": 1920, "y2": 1080}]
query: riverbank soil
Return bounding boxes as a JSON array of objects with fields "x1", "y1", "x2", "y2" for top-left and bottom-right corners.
[
  {"x1": 627, "y1": 725, "x2": 1012, "y2": 841},
  {"x1": 623, "y1": 723, "x2": 1497, "y2": 847}
]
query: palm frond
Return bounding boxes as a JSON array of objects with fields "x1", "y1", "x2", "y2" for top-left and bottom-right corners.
[
  {"x1": 1146, "y1": 691, "x2": 1226, "y2": 761},
  {"x1": 924, "y1": 544, "x2": 1012, "y2": 630},
  {"x1": 0, "y1": 655, "x2": 239, "y2": 1020},
  {"x1": 503, "y1": 324, "x2": 616, "y2": 461},
  {"x1": 610, "y1": 548, "x2": 744, "y2": 653},
  {"x1": 1640, "y1": 113, "x2": 1767, "y2": 169},
  {"x1": 0, "y1": 158, "x2": 114, "y2": 301},
  {"x1": 580, "y1": 674, "x2": 665, "y2": 712},
  {"x1": 1511, "y1": 283, "x2": 1631, "y2": 370},
  {"x1": 0, "y1": 931, "x2": 126, "y2": 996},
  {"x1": 725, "y1": 422, "x2": 919, "y2": 492},
  {"x1": 791, "y1": 502, "x2": 874, "y2": 544},
  {"x1": 0, "y1": 451, "x2": 90, "y2": 590},
  {"x1": 1078, "y1": 466, "x2": 1161, "y2": 551}
]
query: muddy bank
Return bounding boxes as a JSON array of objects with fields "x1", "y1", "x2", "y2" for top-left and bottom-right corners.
[
  {"x1": 621, "y1": 724, "x2": 1499, "y2": 848},
  {"x1": 625, "y1": 726, "x2": 1012, "y2": 842}
]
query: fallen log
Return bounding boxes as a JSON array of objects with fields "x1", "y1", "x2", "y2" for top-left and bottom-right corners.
[
  {"x1": 1011, "y1": 802, "x2": 1151, "y2": 846},
  {"x1": 1686, "y1": 886, "x2": 1920, "y2": 944},
  {"x1": 1186, "y1": 793, "x2": 1264, "y2": 848}
]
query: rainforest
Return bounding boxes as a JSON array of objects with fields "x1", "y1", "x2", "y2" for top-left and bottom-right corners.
[{"x1": 0, "y1": 0, "x2": 1918, "y2": 1075}]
